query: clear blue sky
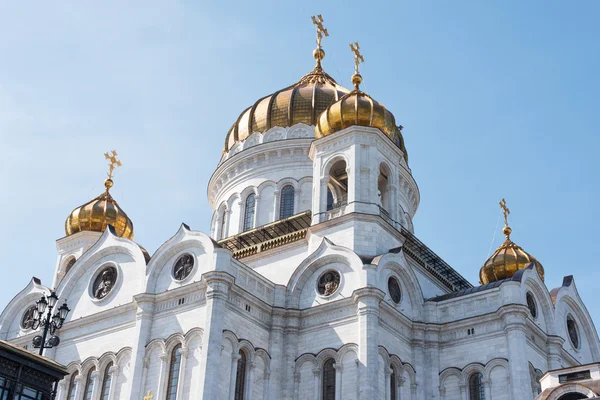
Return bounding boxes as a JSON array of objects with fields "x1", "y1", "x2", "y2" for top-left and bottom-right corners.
[{"x1": 1, "y1": 1, "x2": 599, "y2": 331}]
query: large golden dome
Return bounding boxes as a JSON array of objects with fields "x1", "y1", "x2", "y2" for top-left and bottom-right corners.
[
  {"x1": 223, "y1": 52, "x2": 350, "y2": 153},
  {"x1": 65, "y1": 178, "x2": 134, "y2": 240},
  {"x1": 479, "y1": 225, "x2": 544, "y2": 284},
  {"x1": 314, "y1": 73, "x2": 407, "y2": 161}
]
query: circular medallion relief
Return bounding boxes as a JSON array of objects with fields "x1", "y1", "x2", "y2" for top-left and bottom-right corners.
[
  {"x1": 173, "y1": 254, "x2": 195, "y2": 281},
  {"x1": 388, "y1": 277, "x2": 402, "y2": 304},
  {"x1": 526, "y1": 292, "x2": 537, "y2": 319},
  {"x1": 92, "y1": 266, "x2": 117, "y2": 300},
  {"x1": 566, "y1": 314, "x2": 580, "y2": 349},
  {"x1": 21, "y1": 306, "x2": 36, "y2": 330},
  {"x1": 317, "y1": 270, "x2": 341, "y2": 297}
]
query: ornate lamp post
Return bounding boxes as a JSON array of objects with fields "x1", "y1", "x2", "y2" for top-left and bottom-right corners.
[{"x1": 30, "y1": 292, "x2": 70, "y2": 356}]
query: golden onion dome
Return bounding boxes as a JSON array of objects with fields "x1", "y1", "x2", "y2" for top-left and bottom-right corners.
[
  {"x1": 65, "y1": 178, "x2": 134, "y2": 240},
  {"x1": 479, "y1": 224, "x2": 544, "y2": 284},
  {"x1": 223, "y1": 50, "x2": 350, "y2": 153},
  {"x1": 314, "y1": 73, "x2": 408, "y2": 161}
]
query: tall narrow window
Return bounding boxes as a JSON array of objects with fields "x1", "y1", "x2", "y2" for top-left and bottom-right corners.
[
  {"x1": 100, "y1": 362, "x2": 113, "y2": 400},
  {"x1": 243, "y1": 193, "x2": 256, "y2": 231},
  {"x1": 165, "y1": 345, "x2": 182, "y2": 400},
  {"x1": 234, "y1": 350, "x2": 247, "y2": 400},
  {"x1": 220, "y1": 209, "x2": 228, "y2": 239},
  {"x1": 326, "y1": 188, "x2": 334, "y2": 211},
  {"x1": 279, "y1": 185, "x2": 295, "y2": 219},
  {"x1": 66, "y1": 372, "x2": 78, "y2": 400},
  {"x1": 390, "y1": 366, "x2": 397, "y2": 400},
  {"x1": 322, "y1": 358, "x2": 336, "y2": 400},
  {"x1": 83, "y1": 369, "x2": 95, "y2": 400},
  {"x1": 469, "y1": 372, "x2": 485, "y2": 400}
]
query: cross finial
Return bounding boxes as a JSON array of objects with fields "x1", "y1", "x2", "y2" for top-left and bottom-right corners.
[
  {"x1": 311, "y1": 15, "x2": 328, "y2": 49},
  {"x1": 499, "y1": 198, "x2": 512, "y2": 239},
  {"x1": 349, "y1": 42, "x2": 364, "y2": 75},
  {"x1": 104, "y1": 150, "x2": 122, "y2": 180},
  {"x1": 143, "y1": 390, "x2": 153, "y2": 400}
]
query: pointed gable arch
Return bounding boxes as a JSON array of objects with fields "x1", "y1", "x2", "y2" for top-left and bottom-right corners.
[
  {"x1": 286, "y1": 238, "x2": 365, "y2": 308},
  {"x1": 0, "y1": 277, "x2": 49, "y2": 340},
  {"x1": 521, "y1": 266, "x2": 556, "y2": 335}
]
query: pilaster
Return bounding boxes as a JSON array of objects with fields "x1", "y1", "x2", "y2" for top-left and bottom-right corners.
[
  {"x1": 128, "y1": 293, "x2": 155, "y2": 399},
  {"x1": 498, "y1": 305, "x2": 530, "y2": 400}
]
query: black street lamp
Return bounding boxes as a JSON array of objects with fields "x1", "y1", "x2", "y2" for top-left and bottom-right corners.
[{"x1": 30, "y1": 292, "x2": 70, "y2": 356}]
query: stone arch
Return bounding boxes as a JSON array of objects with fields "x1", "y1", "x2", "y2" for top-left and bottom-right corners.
[
  {"x1": 372, "y1": 252, "x2": 425, "y2": 317},
  {"x1": 0, "y1": 278, "x2": 49, "y2": 340},
  {"x1": 378, "y1": 346, "x2": 391, "y2": 367},
  {"x1": 555, "y1": 290, "x2": 600, "y2": 360},
  {"x1": 315, "y1": 348, "x2": 338, "y2": 368},
  {"x1": 522, "y1": 268, "x2": 556, "y2": 335},
  {"x1": 286, "y1": 238, "x2": 365, "y2": 308},
  {"x1": 239, "y1": 186, "x2": 259, "y2": 232},
  {"x1": 461, "y1": 362, "x2": 486, "y2": 386},
  {"x1": 222, "y1": 330, "x2": 240, "y2": 354},
  {"x1": 335, "y1": 343, "x2": 359, "y2": 364},
  {"x1": 321, "y1": 153, "x2": 350, "y2": 179},
  {"x1": 546, "y1": 383, "x2": 599, "y2": 400}
]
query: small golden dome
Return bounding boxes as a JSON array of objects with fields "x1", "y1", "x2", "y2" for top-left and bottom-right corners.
[
  {"x1": 65, "y1": 178, "x2": 134, "y2": 240},
  {"x1": 223, "y1": 56, "x2": 350, "y2": 153},
  {"x1": 314, "y1": 87, "x2": 407, "y2": 161},
  {"x1": 479, "y1": 225, "x2": 544, "y2": 284}
]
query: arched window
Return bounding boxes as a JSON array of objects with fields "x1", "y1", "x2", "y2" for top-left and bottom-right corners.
[
  {"x1": 100, "y1": 362, "x2": 113, "y2": 400},
  {"x1": 83, "y1": 369, "x2": 95, "y2": 400},
  {"x1": 390, "y1": 366, "x2": 397, "y2": 400},
  {"x1": 166, "y1": 344, "x2": 182, "y2": 400},
  {"x1": 469, "y1": 372, "x2": 485, "y2": 400},
  {"x1": 322, "y1": 358, "x2": 336, "y2": 400},
  {"x1": 234, "y1": 350, "x2": 247, "y2": 400},
  {"x1": 66, "y1": 372, "x2": 78, "y2": 400},
  {"x1": 65, "y1": 257, "x2": 76, "y2": 274},
  {"x1": 243, "y1": 193, "x2": 256, "y2": 231},
  {"x1": 279, "y1": 185, "x2": 295, "y2": 219},
  {"x1": 219, "y1": 208, "x2": 228, "y2": 239}
]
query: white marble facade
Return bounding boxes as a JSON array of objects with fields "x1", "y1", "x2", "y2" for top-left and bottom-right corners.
[{"x1": 0, "y1": 117, "x2": 599, "y2": 400}]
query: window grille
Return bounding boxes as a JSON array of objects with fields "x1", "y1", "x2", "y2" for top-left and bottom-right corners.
[
  {"x1": 322, "y1": 359, "x2": 336, "y2": 400},
  {"x1": 100, "y1": 362, "x2": 113, "y2": 400},
  {"x1": 234, "y1": 351, "x2": 247, "y2": 400},
  {"x1": 243, "y1": 194, "x2": 256, "y2": 231},
  {"x1": 279, "y1": 186, "x2": 295, "y2": 219},
  {"x1": 83, "y1": 369, "x2": 95, "y2": 400},
  {"x1": 469, "y1": 372, "x2": 485, "y2": 400},
  {"x1": 165, "y1": 345, "x2": 182, "y2": 400}
]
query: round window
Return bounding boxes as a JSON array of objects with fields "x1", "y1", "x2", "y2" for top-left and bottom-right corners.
[
  {"x1": 173, "y1": 254, "x2": 195, "y2": 281},
  {"x1": 317, "y1": 270, "x2": 341, "y2": 297},
  {"x1": 92, "y1": 266, "x2": 117, "y2": 300},
  {"x1": 526, "y1": 292, "x2": 537, "y2": 319},
  {"x1": 566, "y1": 314, "x2": 580, "y2": 349},
  {"x1": 388, "y1": 277, "x2": 402, "y2": 304},
  {"x1": 21, "y1": 306, "x2": 36, "y2": 330}
]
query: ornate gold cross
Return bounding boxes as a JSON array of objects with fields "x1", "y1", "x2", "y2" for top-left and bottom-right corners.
[
  {"x1": 349, "y1": 42, "x2": 364, "y2": 74},
  {"x1": 143, "y1": 390, "x2": 153, "y2": 400},
  {"x1": 311, "y1": 14, "x2": 328, "y2": 47},
  {"x1": 104, "y1": 150, "x2": 122, "y2": 179},
  {"x1": 499, "y1": 198, "x2": 510, "y2": 226}
]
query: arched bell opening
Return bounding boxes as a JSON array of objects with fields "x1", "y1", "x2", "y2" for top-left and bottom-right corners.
[
  {"x1": 326, "y1": 160, "x2": 348, "y2": 211},
  {"x1": 378, "y1": 162, "x2": 392, "y2": 215}
]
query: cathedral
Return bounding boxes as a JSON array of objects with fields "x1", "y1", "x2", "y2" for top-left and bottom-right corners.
[{"x1": 0, "y1": 16, "x2": 598, "y2": 400}]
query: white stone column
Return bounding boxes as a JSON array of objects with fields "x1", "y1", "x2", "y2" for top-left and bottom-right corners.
[
  {"x1": 546, "y1": 336, "x2": 564, "y2": 370},
  {"x1": 410, "y1": 383, "x2": 417, "y2": 400},
  {"x1": 459, "y1": 384, "x2": 467, "y2": 400},
  {"x1": 176, "y1": 346, "x2": 189, "y2": 398},
  {"x1": 157, "y1": 352, "x2": 169, "y2": 398},
  {"x1": 198, "y1": 271, "x2": 235, "y2": 399},
  {"x1": 293, "y1": 372, "x2": 300, "y2": 399},
  {"x1": 263, "y1": 369, "x2": 271, "y2": 400},
  {"x1": 228, "y1": 353, "x2": 241, "y2": 400},
  {"x1": 73, "y1": 375, "x2": 84, "y2": 400},
  {"x1": 411, "y1": 325, "x2": 426, "y2": 400},
  {"x1": 127, "y1": 294, "x2": 155, "y2": 399},
  {"x1": 88, "y1": 370, "x2": 100, "y2": 399},
  {"x1": 353, "y1": 287, "x2": 385, "y2": 399},
  {"x1": 246, "y1": 362, "x2": 256, "y2": 400},
  {"x1": 253, "y1": 194, "x2": 261, "y2": 229},
  {"x1": 294, "y1": 188, "x2": 301, "y2": 215},
  {"x1": 482, "y1": 377, "x2": 491, "y2": 400},
  {"x1": 267, "y1": 312, "x2": 284, "y2": 399},
  {"x1": 312, "y1": 367, "x2": 320, "y2": 399},
  {"x1": 425, "y1": 327, "x2": 441, "y2": 400},
  {"x1": 500, "y1": 306, "x2": 530, "y2": 400},
  {"x1": 281, "y1": 311, "x2": 300, "y2": 400},
  {"x1": 334, "y1": 363, "x2": 342, "y2": 400},
  {"x1": 107, "y1": 365, "x2": 119, "y2": 400},
  {"x1": 384, "y1": 367, "x2": 391, "y2": 400},
  {"x1": 398, "y1": 376, "x2": 405, "y2": 400},
  {"x1": 273, "y1": 190, "x2": 280, "y2": 220},
  {"x1": 313, "y1": 178, "x2": 328, "y2": 224}
]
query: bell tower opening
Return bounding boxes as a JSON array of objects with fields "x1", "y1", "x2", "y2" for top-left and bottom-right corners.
[
  {"x1": 378, "y1": 162, "x2": 391, "y2": 215},
  {"x1": 326, "y1": 160, "x2": 348, "y2": 211}
]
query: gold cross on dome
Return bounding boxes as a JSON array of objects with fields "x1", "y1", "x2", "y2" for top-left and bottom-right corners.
[
  {"x1": 143, "y1": 390, "x2": 153, "y2": 400},
  {"x1": 104, "y1": 150, "x2": 122, "y2": 179},
  {"x1": 499, "y1": 198, "x2": 510, "y2": 226},
  {"x1": 311, "y1": 14, "x2": 329, "y2": 47},
  {"x1": 350, "y1": 42, "x2": 364, "y2": 74}
]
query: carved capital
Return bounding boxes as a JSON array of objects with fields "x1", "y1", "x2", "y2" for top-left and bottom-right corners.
[
  {"x1": 231, "y1": 353, "x2": 242, "y2": 361},
  {"x1": 312, "y1": 367, "x2": 320, "y2": 376},
  {"x1": 333, "y1": 363, "x2": 342, "y2": 372},
  {"x1": 108, "y1": 365, "x2": 119, "y2": 376},
  {"x1": 159, "y1": 353, "x2": 168, "y2": 363}
]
